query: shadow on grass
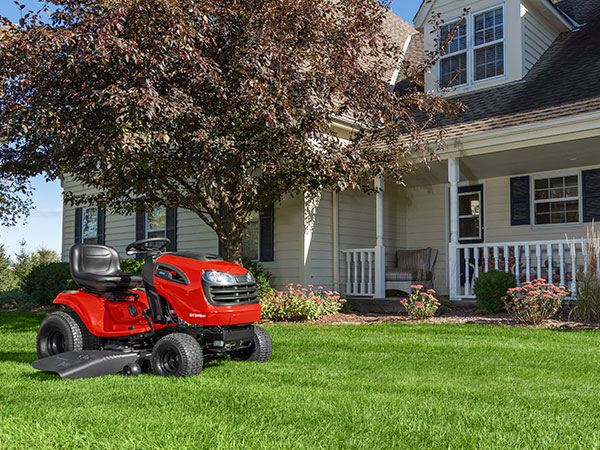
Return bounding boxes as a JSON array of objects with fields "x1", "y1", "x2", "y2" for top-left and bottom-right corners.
[
  {"x1": 0, "y1": 351, "x2": 37, "y2": 364},
  {"x1": 0, "y1": 312, "x2": 44, "y2": 333}
]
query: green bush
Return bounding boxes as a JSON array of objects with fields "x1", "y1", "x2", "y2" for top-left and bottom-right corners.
[
  {"x1": 260, "y1": 284, "x2": 346, "y2": 322},
  {"x1": 22, "y1": 262, "x2": 76, "y2": 306},
  {"x1": 120, "y1": 258, "x2": 144, "y2": 274},
  {"x1": 0, "y1": 289, "x2": 33, "y2": 309},
  {"x1": 473, "y1": 270, "x2": 517, "y2": 313},
  {"x1": 242, "y1": 258, "x2": 274, "y2": 296}
]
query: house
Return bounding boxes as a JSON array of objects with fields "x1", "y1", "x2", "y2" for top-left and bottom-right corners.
[{"x1": 61, "y1": 0, "x2": 600, "y2": 301}]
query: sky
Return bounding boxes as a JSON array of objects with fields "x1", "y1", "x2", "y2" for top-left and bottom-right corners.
[{"x1": 0, "y1": 0, "x2": 424, "y2": 259}]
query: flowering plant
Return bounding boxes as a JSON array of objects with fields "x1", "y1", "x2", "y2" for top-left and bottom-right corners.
[
  {"x1": 502, "y1": 279, "x2": 568, "y2": 324},
  {"x1": 260, "y1": 284, "x2": 346, "y2": 322},
  {"x1": 400, "y1": 285, "x2": 440, "y2": 319}
]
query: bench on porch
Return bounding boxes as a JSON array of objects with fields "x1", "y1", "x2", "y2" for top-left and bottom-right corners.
[{"x1": 385, "y1": 248, "x2": 438, "y2": 295}]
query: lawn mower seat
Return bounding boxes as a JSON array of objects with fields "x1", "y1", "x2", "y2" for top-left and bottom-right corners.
[{"x1": 70, "y1": 244, "x2": 143, "y2": 293}]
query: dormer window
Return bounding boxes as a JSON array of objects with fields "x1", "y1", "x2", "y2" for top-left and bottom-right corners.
[
  {"x1": 440, "y1": 21, "x2": 467, "y2": 87},
  {"x1": 439, "y1": 5, "x2": 505, "y2": 89},
  {"x1": 474, "y1": 8, "x2": 504, "y2": 80}
]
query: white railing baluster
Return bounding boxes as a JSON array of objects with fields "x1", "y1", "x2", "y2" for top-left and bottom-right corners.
[
  {"x1": 367, "y1": 251, "x2": 374, "y2": 295},
  {"x1": 345, "y1": 252, "x2": 352, "y2": 294},
  {"x1": 352, "y1": 252, "x2": 359, "y2": 294},
  {"x1": 582, "y1": 238, "x2": 588, "y2": 276},
  {"x1": 547, "y1": 244, "x2": 553, "y2": 284},
  {"x1": 559, "y1": 244, "x2": 565, "y2": 288},
  {"x1": 464, "y1": 247, "x2": 471, "y2": 296},
  {"x1": 570, "y1": 242, "x2": 577, "y2": 294},
  {"x1": 536, "y1": 244, "x2": 542, "y2": 279},
  {"x1": 484, "y1": 246, "x2": 489, "y2": 272},
  {"x1": 474, "y1": 248, "x2": 480, "y2": 280},
  {"x1": 525, "y1": 245, "x2": 531, "y2": 283},
  {"x1": 504, "y1": 245, "x2": 509, "y2": 272},
  {"x1": 514, "y1": 245, "x2": 520, "y2": 286},
  {"x1": 359, "y1": 252, "x2": 366, "y2": 294},
  {"x1": 494, "y1": 246, "x2": 499, "y2": 270}
]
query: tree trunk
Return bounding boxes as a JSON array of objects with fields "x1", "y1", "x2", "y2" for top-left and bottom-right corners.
[{"x1": 219, "y1": 232, "x2": 244, "y2": 265}]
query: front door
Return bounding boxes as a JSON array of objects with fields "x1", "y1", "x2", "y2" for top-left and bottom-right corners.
[{"x1": 458, "y1": 185, "x2": 484, "y2": 285}]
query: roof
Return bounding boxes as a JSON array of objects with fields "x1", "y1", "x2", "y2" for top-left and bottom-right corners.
[
  {"x1": 431, "y1": 0, "x2": 600, "y2": 140},
  {"x1": 379, "y1": 10, "x2": 421, "y2": 83}
]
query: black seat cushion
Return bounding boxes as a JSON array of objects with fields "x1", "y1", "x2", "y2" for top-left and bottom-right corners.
[{"x1": 70, "y1": 244, "x2": 143, "y2": 293}]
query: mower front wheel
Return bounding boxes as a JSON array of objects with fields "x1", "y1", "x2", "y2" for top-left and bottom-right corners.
[
  {"x1": 151, "y1": 333, "x2": 203, "y2": 377},
  {"x1": 36, "y1": 311, "x2": 83, "y2": 359},
  {"x1": 231, "y1": 325, "x2": 272, "y2": 362}
]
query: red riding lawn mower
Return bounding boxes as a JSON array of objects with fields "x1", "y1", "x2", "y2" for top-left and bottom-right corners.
[{"x1": 32, "y1": 238, "x2": 272, "y2": 379}]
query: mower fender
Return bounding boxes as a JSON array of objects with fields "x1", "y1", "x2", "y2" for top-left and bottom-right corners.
[
  {"x1": 32, "y1": 350, "x2": 141, "y2": 379},
  {"x1": 53, "y1": 291, "x2": 155, "y2": 337}
]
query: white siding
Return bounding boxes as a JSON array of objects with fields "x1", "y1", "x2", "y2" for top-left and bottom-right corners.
[{"x1": 521, "y1": 1, "x2": 560, "y2": 76}]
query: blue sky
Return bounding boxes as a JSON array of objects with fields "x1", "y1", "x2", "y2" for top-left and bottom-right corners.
[{"x1": 0, "y1": 0, "x2": 423, "y2": 258}]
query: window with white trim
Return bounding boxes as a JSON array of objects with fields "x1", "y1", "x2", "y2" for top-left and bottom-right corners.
[
  {"x1": 439, "y1": 5, "x2": 504, "y2": 88},
  {"x1": 82, "y1": 206, "x2": 98, "y2": 244},
  {"x1": 533, "y1": 175, "x2": 579, "y2": 225},
  {"x1": 242, "y1": 211, "x2": 260, "y2": 261},
  {"x1": 440, "y1": 20, "x2": 467, "y2": 88},
  {"x1": 146, "y1": 207, "x2": 166, "y2": 238},
  {"x1": 459, "y1": 189, "x2": 482, "y2": 241}
]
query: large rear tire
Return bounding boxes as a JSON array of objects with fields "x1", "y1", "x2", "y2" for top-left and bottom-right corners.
[
  {"x1": 36, "y1": 311, "x2": 83, "y2": 359},
  {"x1": 231, "y1": 325, "x2": 272, "y2": 362},
  {"x1": 151, "y1": 333, "x2": 203, "y2": 377},
  {"x1": 65, "y1": 308, "x2": 102, "y2": 350}
]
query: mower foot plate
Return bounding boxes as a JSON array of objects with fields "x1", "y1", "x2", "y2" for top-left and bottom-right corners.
[{"x1": 32, "y1": 351, "x2": 140, "y2": 379}]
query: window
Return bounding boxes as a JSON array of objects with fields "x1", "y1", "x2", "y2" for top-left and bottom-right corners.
[
  {"x1": 473, "y1": 8, "x2": 504, "y2": 81},
  {"x1": 440, "y1": 20, "x2": 467, "y2": 87},
  {"x1": 146, "y1": 207, "x2": 166, "y2": 238},
  {"x1": 438, "y1": 6, "x2": 504, "y2": 89},
  {"x1": 82, "y1": 207, "x2": 98, "y2": 244},
  {"x1": 533, "y1": 175, "x2": 579, "y2": 225},
  {"x1": 242, "y1": 211, "x2": 260, "y2": 261},
  {"x1": 458, "y1": 187, "x2": 483, "y2": 242}
]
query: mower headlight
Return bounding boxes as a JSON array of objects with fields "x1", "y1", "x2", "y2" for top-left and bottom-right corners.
[
  {"x1": 246, "y1": 271, "x2": 255, "y2": 283},
  {"x1": 203, "y1": 270, "x2": 237, "y2": 285}
]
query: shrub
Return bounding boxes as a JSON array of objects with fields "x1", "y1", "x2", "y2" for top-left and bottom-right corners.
[
  {"x1": 473, "y1": 270, "x2": 517, "y2": 313},
  {"x1": 400, "y1": 285, "x2": 440, "y2": 319},
  {"x1": 120, "y1": 258, "x2": 144, "y2": 274},
  {"x1": 0, "y1": 289, "x2": 33, "y2": 309},
  {"x1": 13, "y1": 242, "x2": 60, "y2": 289},
  {"x1": 0, "y1": 245, "x2": 18, "y2": 292},
  {"x1": 22, "y1": 263, "x2": 76, "y2": 306},
  {"x1": 572, "y1": 225, "x2": 600, "y2": 321},
  {"x1": 260, "y1": 284, "x2": 346, "y2": 321},
  {"x1": 242, "y1": 258, "x2": 274, "y2": 296},
  {"x1": 503, "y1": 279, "x2": 568, "y2": 324}
]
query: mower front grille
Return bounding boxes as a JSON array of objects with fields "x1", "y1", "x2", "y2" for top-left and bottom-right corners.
[{"x1": 204, "y1": 281, "x2": 258, "y2": 306}]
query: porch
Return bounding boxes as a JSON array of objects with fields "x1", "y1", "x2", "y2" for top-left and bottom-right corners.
[{"x1": 339, "y1": 131, "x2": 600, "y2": 301}]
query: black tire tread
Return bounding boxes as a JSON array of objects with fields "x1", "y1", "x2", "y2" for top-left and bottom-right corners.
[
  {"x1": 65, "y1": 308, "x2": 103, "y2": 350},
  {"x1": 232, "y1": 325, "x2": 272, "y2": 362},
  {"x1": 151, "y1": 333, "x2": 203, "y2": 377},
  {"x1": 36, "y1": 311, "x2": 83, "y2": 359}
]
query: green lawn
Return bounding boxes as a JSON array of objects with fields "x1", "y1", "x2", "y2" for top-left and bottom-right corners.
[{"x1": 2, "y1": 313, "x2": 600, "y2": 449}]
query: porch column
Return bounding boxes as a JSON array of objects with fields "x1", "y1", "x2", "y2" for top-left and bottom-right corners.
[
  {"x1": 448, "y1": 158, "x2": 460, "y2": 300},
  {"x1": 374, "y1": 176, "x2": 386, "y2": 298}
]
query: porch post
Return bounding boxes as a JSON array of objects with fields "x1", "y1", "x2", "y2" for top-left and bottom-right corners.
[
  {"x1": 448, "y1": 158, "x2": 460, "y2": 300},
  {"x1": 374, "y1": 176, "x2": 386, "y2": 298}
]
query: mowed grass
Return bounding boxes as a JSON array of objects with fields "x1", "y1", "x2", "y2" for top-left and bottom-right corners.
[{"x1": 2, "y1": 314, "x2": 600, "y2": 449}]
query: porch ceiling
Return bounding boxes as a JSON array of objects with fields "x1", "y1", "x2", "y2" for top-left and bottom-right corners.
[{"x1": 402, "y1": 135, "x2": 600, "y2": 186}]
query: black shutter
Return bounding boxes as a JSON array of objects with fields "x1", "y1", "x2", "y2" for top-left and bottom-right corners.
[
  {"x1": 74, "y1": 207, "x2": 83, "y2": 244},
  {"x1": 135, "y1": 212, "x2": 146, "y2": 241},
  {"x1": 166, "y1": 207, "x2": 177, "y2": 251},
  {"x1": 259, "y1": 204, "x2": 274, "y2": 262},
  {"x1": 583, "y1": 169, "x2": 600, "y2": 222},
  {"x1": 218, "y1": 202, "x2": 228, "y2": 257},
  {"x1": 510, "y1": 176, "x2": 530, "y2": 226},
  {"x1": 97, "y1": 209, "x2": 106, "y2": 245}
]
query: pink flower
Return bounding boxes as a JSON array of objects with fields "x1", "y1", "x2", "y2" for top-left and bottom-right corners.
[{"x1": 411, "y1": 285, "x2": 424, "y2": 290}]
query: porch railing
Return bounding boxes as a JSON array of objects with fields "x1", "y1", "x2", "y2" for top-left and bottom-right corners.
[
  {"x1": 341, "y1": 248, "x2": 376, "y2": 296},
  {"x1": 456, "y1": 239, "x2": 600, "y2": 299}
]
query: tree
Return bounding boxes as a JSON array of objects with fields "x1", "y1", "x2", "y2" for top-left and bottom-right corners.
[
  {"x1": 0, "y1": 0, "x2": 462, "y2": 263},
  {"x1": 0, "y1": 244, "x2": 17, "y2": 292},
  {"x1": 13, "y1": 240, "x2": 60, "y2": 288}
]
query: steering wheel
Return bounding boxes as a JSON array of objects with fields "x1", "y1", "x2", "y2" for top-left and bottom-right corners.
[{"x1": 126, "y1": 238, "x2": 171, "y2": 255}]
